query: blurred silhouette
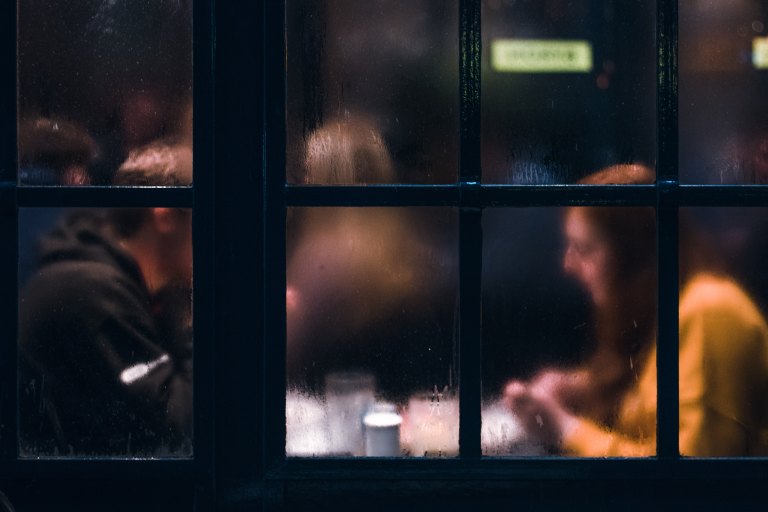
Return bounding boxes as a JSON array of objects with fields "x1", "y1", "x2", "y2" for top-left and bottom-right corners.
[
  {"x1": 287, "y1": 117, "x2": 457, "y2": 397},
  {"x1": 20, "y1": 208, "x2": 193, "y2": 456},
  {"x1": 18, "y1": 117, "x2": 98, "y2": 185},
  {"x1": 113, "y1": 139, "x2": 193, "y2": 186},
  {"x1": 18, "y1": 0, "x2": 192, "y2": 184},
  {"x1": 301, "y1": 117, "x2": 393, "y2": 184},
  {"x1": 504, "y1": 164, "x2": 768, "y2": 456},
  {"x1": 286, "y1": 0, "x2": 458, "y2": 184}
]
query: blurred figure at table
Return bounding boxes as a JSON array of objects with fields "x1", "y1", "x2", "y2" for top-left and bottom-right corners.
[
  {"x1": 299, "y1": 116, "x2": 394, "y2": 184},
  {"x1": 18, "y1": 117, "x2": 98, "y2": 185},
  {"x1": 504, "y1": 164, "x2": 768, "y2": 456},
  {"x1": 19, "y1": 207, "x2": 193, "y2": 456},
  {"x1": 287, "y1": 116, "x2": 457, "y2": 397}
]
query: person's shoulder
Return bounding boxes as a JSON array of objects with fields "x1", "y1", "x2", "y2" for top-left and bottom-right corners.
[
  {"x1": 681, "y1": 273, "x2": 768, "y2": 332},
  {"x1": 21, "y1": 259, "x2": 141, "y2": 314},
  {"x1": 26, "y1": 259, "x2": 127, "y2": 290},
  {"x1": 682, "y1": 273, "x2": 757, "y2": 312}
]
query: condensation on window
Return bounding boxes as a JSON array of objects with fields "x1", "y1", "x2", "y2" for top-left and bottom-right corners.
[
  {"x1": 482, "y1": 206, "x2": 657, "y2": 457},
  {"x1": 286, "y1": 0, "x2": 459, "y2": 185},
  {"x1": 18, "y1": 208, "x2": 193, "y2": 458},
  {"x1": 680, "y1": 1, "x2": 768, "y2": 183},
  {"x1": 481, "y1": 0, "x2": 656, "y2": 184},
  {"x1": 17, "y1": 1, "x2": 193, "y2": 186},
  {"x1": 286, "y1": 207, "x2": 459, "y2": 457}
]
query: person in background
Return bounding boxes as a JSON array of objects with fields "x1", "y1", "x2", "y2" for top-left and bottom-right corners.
[
  {"x1": 19, "y1": 207, "x2": 193, "y2": 456},
  {"x1": 113, "y1": 139, "x2": 193, "y2": 186},
  {"x1": 18, "y1": 117, "x2": 98, "y2": 185},
  {"x1": 113, "y1": 96, "x2": 193, "y2": 186},
  {"x1": 299, "y1": 115, "x2": 394, "y2": 185},
  {"x1": 287, "y1": 116, "x2": 416, "y2": 362},
  {"x1": 504, "y1": 164, "x2": 768, "y2": 456},
  {"x1": 286, "y1": 116, "x2": 457, "y2": 394}
]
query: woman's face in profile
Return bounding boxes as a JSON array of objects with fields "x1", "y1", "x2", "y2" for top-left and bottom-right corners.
[{"x1": 563, "y1": 208, "x2": 615, "y2": 308}]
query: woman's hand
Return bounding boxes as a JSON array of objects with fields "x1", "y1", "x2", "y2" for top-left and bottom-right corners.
[
  {"x1": 530, "y1": 368, "x2": 591, "y2": 411},
  {"x1": 503, "y1": 378, "x2": 579, "y2": 452}
]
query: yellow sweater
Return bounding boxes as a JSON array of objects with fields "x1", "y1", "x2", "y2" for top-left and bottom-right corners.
[{"x1": 564, "y1": 274, "x2": 768, "y2": 457}]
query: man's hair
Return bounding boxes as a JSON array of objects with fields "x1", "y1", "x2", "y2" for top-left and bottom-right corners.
[
  {"x1": 113, "y1": 140, "x2": 192, "y2": 186},
  {"x1": 575, "y1": 164, "x2": 656, "y2": 276},
  {"x1": 18, "y1": 117, "x2": 98, "y2": 182},
  {"x1": 303, "y1": 117, "x2": 395, "y2": 184},
  {"x1": 577, "y1": 164, "x2": 655, "y2": 185}
]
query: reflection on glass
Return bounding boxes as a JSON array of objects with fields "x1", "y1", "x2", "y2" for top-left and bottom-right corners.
[
  {"x1": 483, "y1": 166, "x2": 658, "y2": 457},
  {"x1": 680, "y1": 208, "x2": 768, "y2": 456},
  {"x1": 286, "y1": 207, "x2": 458, "y2": 457},
  {"x1": 482, "y1": 0, "x2": 656, "y2": 183},
  {"x1": 680, "y1": 1, "x2": 768, "y2": 183},
  {"x1": 286, "y1": 0, "x2": 459, "y2": 184},
  {"x1": 18, "y1": 1, "x2": 193, "y2": 186},
  {"x1": 19, "y1": 208, "x2": 193, "y2": 457}
]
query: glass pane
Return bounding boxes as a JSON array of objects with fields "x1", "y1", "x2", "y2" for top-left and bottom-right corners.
[
  {"x1": 18, "y1": 1, "x2": 193, "y2": 186},
  {"x1": 286, "y1": 208, "x2": 458, "y2": 457},
  {"x1": 680, "y1": 1, "x2": 768, "y2": 183},
  {"x1": 483, "y1": 206, "x2": 657, "y2": 457},
  {"x1": 482, "y1": 0, "x2": 656, "y2": 184},
  {"x1": 286, "y1": 0, "x2": 459, "y2": 184},
  {"x1": 679, "y1": 208, "x2": 768, "y2": 456},
  {"x1": 19, "y1": 208, "x2": 193, "y2": 457}
]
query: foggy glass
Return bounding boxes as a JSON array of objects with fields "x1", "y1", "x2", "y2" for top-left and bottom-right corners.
[
  {"x1": 286, "y1": 0, "x2": 459, "y2": 185},
  {"x1": 482, "y1": 208, "x2": 657, "y2": 457},
  {"x1": 17, "y1": 1, "x2": 193, "y2": 186},
  {"x1": 19, "y1": 208, "x2": 193, "y2": 457},
  {"x1": 481, "y1": 0, "x2": 656, "y2": 184},
  {"x1": 680, "y1": 1, "x2": 768, "y2": 184},
  {"x1": 286, "y1": 208, "x2": 459, "y2": 457},
  {"x1": 679, "y1": 208, "x2": 768, "y2": 456}
]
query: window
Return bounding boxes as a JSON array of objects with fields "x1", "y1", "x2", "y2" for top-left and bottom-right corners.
[
  {"x1": 2, "y1": 0, "x2": 213, "y2": 509},
  {"x1": 263, "y1": 0, "x2": 768, "y2": 507},
  {"x1": 2, "y1": 0, "x2": 767, "y2": 509}
]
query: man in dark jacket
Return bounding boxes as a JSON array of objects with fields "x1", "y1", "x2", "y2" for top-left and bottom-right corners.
[{"x1": 19, "y1": 207, "x2": 193, "y2": 456}]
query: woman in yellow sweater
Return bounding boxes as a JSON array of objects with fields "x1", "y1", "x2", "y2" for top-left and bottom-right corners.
[{"x1": 504, "y1": 165, "x2": 768, "y2": 456}]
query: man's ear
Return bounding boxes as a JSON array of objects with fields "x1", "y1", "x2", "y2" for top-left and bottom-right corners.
[{"x1": 150, "y1": 207, "x2": 178, "y2": 234}]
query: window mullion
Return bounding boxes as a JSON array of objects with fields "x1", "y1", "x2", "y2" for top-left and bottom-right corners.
[
  {"x1": 458, "y1": 0, "x2": 482, "y2": 459},
  {"x1": 656, "y1": 0, "x2": 679, "y2": 460},
  {"x1": 458, "y1": 207, "x2": 482, "y2": 459},
  {"x1": 460, "y1": 0, "x2": 482, "y2": 185},
  {"x1": 656, "y1": 200, "x2": 679, "y2": 459},
  {"x1": 263, "y1": 0, "x2": 288, "y2": 474},
  {"x1": 1, "y1": 0, "x2": 16, "y2": 463},
  {"x1": 0, "y1": 186, "x2": 17, "y2": 463}
]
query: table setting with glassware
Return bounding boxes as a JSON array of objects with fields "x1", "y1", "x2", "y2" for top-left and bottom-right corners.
[{"x1": 286, "y1": 370, "x2": 546, "y2": 457}]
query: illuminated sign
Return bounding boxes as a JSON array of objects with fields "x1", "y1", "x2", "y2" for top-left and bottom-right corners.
[
  {"x1": 491, "y1": 39, "x2": 593, "y2": 73},
  {"x1": 753, "y1": 37, "x2": 768, "y2": 69}
]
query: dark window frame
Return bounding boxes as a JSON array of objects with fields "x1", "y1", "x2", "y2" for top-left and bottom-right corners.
[{"x1": 1, "y1": 0, "x2": 767, "y2": 509}]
